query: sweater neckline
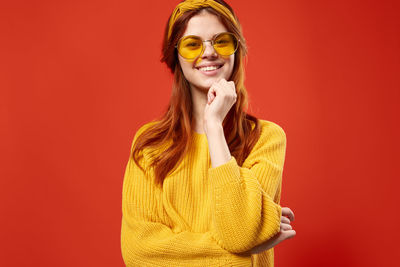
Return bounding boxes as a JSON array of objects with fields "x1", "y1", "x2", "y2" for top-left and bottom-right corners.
[{"x1": 191, "y1": 131, "x2": 206, "y2": 142}]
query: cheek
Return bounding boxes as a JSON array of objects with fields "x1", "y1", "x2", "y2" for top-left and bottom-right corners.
[
  {"x1": 178, "y1": 57, "x2": 196, "y2": 74},
  {"x1": 225, "y1": 56, "x2": 235, "y2": 77},
  {"x1": 179, "y1": 62, "x2": 192, "y2": 78}
]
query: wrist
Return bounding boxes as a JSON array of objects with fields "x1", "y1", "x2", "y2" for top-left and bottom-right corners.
[{"x1": 204, "y1": 120, "x2": 223, "y2": 135}]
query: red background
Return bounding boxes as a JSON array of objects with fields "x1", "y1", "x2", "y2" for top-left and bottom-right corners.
[{"x1": 1, "y1": 0, "x2": 399, "y2": 266}]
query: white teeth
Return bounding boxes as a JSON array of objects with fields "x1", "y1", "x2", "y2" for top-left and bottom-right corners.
[{"x1": 198, "y1": 65, "x2": 220, "y2": 71}]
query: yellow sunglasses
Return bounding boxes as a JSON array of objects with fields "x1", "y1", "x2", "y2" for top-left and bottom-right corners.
[{"x1": 176, "y1": 32, "x2": 239, "y2": 60}]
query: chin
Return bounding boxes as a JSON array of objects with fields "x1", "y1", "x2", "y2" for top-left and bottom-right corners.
[
  {"x1": 194, "y1": 74, "x2": 230, "y2": 90},
  {"x1": 196, "y1": 80, "x2": 219, "y2": 90}
]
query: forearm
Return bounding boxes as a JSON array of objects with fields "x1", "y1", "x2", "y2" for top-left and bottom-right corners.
[
  {"x1": 205, "y1": 121, "x2": 231, "y2": 168},
  {"x1": 121, "y1": 217, "x2": 252, "y2": 266}
]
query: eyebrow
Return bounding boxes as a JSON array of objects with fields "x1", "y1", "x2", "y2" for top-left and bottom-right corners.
[{"x1": 183, "y1": 32, "x2": 226, "y2": 39}]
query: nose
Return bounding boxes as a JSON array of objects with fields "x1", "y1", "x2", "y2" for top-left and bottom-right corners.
[{"x1": 201, "y1": 40, "x2": 218, "y2": 58}]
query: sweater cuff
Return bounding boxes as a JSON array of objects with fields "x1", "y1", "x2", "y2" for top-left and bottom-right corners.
[{"x1": 208, "y1": 156, "x2": 241, "y2": 187}]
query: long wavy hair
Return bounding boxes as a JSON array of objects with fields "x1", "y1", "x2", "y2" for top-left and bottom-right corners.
[{"x1": 132, "y1": 0, "x2": 261, "y2": 187}]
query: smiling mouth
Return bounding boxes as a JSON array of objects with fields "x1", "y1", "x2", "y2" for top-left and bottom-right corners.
[{"x1": 196, "y1": 64, "x2": 224, "y2": 72}]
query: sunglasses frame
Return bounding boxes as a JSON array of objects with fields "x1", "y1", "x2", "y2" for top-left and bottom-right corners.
[{"x1": 175, "y1": 32, "x2": 240, "y2": 60}]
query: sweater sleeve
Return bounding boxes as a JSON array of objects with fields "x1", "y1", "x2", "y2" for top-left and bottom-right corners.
[
  {"x1": 208, "y1": 121, "x2": 286, "y2": 253},
  {"x1": 121, "y1": 124, "x2": 246, "y2": 266}
]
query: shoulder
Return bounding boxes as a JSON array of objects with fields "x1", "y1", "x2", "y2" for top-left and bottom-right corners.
[
  {"x1": 136, "y1": 120, "x2": 160, "y2": 134},
  {"x1": 129, "y1": 120, "x2": 160, "y2": 152},
  {"x1": 249, "y1": 119, "x2": 287, "y2": 153},
  {"x1": 257, "y1": 119, "x2": 286, "y2": 142},
  {"x1": 131, "y1": 120, "x2": 172, "y2": 159},
  {"x1": 242, "y1": 119, "x2": 287, "y2": 167},
  {"x1": 134, "y1": 120, "x2": 159, "y2": 140}
]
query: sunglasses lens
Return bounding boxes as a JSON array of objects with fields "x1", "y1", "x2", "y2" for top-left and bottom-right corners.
[
  {"x1": 177, "y1": 33, "x2": 239, "y2": 59},
  {"x1": 178, "y1": 36, "x2": 203, "y2": 59},
  {"x1": 213, "y1": 33, "x2": 238, "y2": 56}
]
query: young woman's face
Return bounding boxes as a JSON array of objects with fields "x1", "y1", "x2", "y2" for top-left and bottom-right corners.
[{"x1": 178, "y1": 11, "x2": 235, "y2": 91}]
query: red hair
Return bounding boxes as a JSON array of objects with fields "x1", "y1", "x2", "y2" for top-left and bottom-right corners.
[{"x1": 132, "y1": 0, "x2": 261, "y2": 187}]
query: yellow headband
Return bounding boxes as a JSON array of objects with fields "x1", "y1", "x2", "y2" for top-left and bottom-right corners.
[{"x1": 167, "y1": 0, "x2": 238, "y2": 40}]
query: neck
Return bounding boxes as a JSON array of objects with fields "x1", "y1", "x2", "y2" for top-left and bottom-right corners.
[{"x1": 190, "y1": 85, "x2": 208, "y2": 134}]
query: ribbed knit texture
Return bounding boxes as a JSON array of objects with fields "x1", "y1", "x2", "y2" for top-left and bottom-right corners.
[{"x1": 121, "y1": 119, "x2": 286, "y2": 267}]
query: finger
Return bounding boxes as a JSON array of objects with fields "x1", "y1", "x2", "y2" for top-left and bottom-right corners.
[
  {"x1": 211, "y1": 79, "x2": 231, "y2": 95},
  {"x1": 219, "y1": 79, "x2": 235, "y2": 93},
  {"x1": 281, "y1": 216, "x2": 290, "y2": 224},
  {"x1": 209, "y1": 82, "x2": 222, "y2": 96},
  {"x1": 280, "y1": 223, "x2": 292, "y2": 231},
  {"x1": 208, "y1": 86, "x2": 216, "y2": 100},
  {"x1": 207, "y1": 93, "x2": 216, "y2": 105},
  {"x1": 218, "y1": 80, "x2": 236, "y2": 102},
  {"x1": 207, "y1": 90, "x2": 213, "y2": 104},
  {"x1": 209, "y1": 94, "x2": 215, "y2": 104},
  {"x1": 227, "y1": 80, "x2": 236, "y2": 91},
  {"x1": 208, "y1": 84, "x2": 216, "y2": 94},
  {"x1": 282, "y1": 230, "x2": 296, "y2": 239},
  {"x1": 227, "y1": 81, "x2": 237, "y2": 100},
  {"x1": 282, "y1": 207, "x2": 295, "y2": 222}
]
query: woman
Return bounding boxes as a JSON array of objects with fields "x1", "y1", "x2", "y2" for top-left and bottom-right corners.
[{"x1": 121, "y1": 0, "x2": 296, "y2": 266}]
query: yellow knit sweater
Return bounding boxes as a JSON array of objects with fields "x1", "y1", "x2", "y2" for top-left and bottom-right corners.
[{"x1": 121, "y1": 119, "x2": 286, "y2": 266}]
